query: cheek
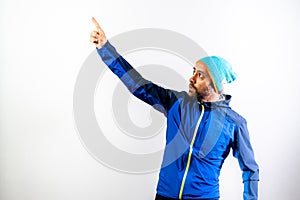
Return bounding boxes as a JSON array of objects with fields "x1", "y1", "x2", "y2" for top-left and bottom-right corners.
[
  {"x1": 194, "y1": 82, "x2": 206, "y2": 91},
  {"x1": 194, "y1": 80, "x2": 211, "y2": 92}
]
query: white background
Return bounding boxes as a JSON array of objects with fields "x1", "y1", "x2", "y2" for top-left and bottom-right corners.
[{"x1": 1, "y1": 0, "x2": 300, "y2": 199}]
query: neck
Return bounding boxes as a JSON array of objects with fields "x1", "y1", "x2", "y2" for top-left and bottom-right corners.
[{"x1": 198, "y1": 92, "x2": 220, "y2": 102}]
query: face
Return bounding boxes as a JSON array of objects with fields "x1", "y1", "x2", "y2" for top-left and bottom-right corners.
[{"x1": 188, "y1": 61, "x2": 215, "y2": 99}]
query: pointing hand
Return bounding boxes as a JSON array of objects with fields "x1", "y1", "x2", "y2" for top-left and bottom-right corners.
[{"x1": 89, "y1": 17, "x2": 107, "y2": 48}]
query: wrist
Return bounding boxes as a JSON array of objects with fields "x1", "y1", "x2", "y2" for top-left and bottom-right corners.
[{"x1": 96, "y1": 39, "x2": 108, "y2": 49}]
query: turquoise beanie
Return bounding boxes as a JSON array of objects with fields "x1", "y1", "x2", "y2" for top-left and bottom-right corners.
[{"x1": 200, "y1": 56, "x2": 237, "y2": 93}]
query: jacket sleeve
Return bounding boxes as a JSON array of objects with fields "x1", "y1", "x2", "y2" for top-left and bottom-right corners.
[
  {"x1": 96, "y1": 41, "x2": 181, "y2": 114},
  {"x1": 232, "y1": 121, "x2": 259, "y2": 200}
]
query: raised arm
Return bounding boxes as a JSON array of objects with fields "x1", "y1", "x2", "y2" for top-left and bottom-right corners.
[{"x1": 89, "y1": 17, "x2": 183, "y2": 114}]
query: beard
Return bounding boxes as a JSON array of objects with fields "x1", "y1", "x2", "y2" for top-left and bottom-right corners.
[{"x1": 188, "y1": 83, "x2": 212, "y2": 101}]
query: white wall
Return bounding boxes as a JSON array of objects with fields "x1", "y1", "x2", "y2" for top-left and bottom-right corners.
[{"x1": 1, "y1": 0, "x2": 300, "y2": 199}]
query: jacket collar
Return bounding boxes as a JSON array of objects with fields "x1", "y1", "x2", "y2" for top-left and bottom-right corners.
[{"x1": 198, "y1": 94, "x2": 232, "y2": 109}]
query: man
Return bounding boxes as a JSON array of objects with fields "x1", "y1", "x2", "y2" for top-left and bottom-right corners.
[{"x1": 89, "y1": 17, "x2": 259, "y2": 200}]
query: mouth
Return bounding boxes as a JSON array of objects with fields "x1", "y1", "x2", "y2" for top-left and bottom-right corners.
[{"x1": 189, "y1": 84, "x2": 195, "y2": 92}]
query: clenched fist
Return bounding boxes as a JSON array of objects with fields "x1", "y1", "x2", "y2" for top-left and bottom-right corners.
[{"x1": 89, "y1": 17, "x2": 107, "y2": 48}]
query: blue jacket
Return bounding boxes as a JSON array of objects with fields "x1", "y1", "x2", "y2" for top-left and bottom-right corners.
[{"x1": 97, "y1": 41, "x2": 259, "y2": 200}]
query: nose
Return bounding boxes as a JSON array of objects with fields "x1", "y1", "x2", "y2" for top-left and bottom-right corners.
[{"x1": 189, "y1": 73, "x2": 196, "y2": 84}]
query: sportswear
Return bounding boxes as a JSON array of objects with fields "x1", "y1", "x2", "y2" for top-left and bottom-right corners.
[{"x1": 96, "y1": 41, "x2": 259, "y2": 200}]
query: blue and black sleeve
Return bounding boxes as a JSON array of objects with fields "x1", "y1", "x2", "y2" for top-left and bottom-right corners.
[
  {"x1": 96, "y1": 41, "x2": 183, "y2": 115},
  {"x1": 233, "y1": 120, "x2": 259, "y2": 200}
]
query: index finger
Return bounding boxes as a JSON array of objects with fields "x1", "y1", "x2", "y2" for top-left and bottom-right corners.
[{"x1": 91, "y1": 17, "x2": 101, "y2": 32}]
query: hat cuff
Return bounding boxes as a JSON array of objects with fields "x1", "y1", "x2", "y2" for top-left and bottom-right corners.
[{"x1": 206, "y1": 67, "x2": 220, "y2": 93}]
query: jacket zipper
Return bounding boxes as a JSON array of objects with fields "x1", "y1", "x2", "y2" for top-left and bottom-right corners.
[{"x1": 178, "y1": 104, "x2": 205, "y2": 199}]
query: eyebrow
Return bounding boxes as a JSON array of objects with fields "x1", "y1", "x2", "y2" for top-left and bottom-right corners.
[{"x1": 193, "y1": 67, "x2": 206, "y2": 74}]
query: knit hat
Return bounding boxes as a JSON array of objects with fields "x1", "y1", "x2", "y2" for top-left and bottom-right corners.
[{"x1": 200, "y1": 56, "x2": 237, "y2": 93}]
